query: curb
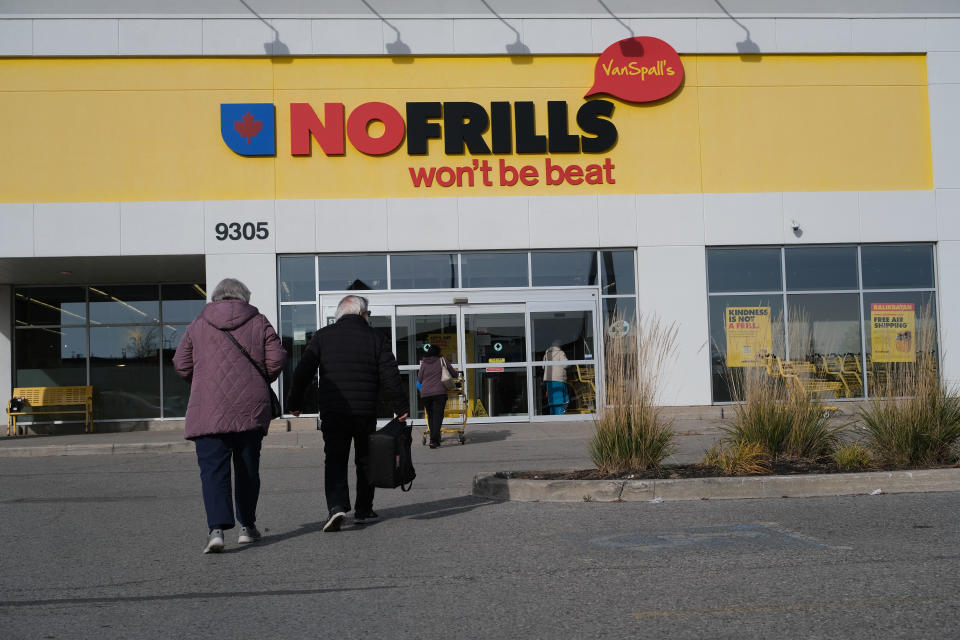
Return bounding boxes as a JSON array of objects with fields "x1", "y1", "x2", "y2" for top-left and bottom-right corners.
[
  {"x1": 472, "y1": 468, "x2": 960, "y2": 502},
  {"x1": 0, "y1": 442, "x2": 197, "y2": 458}
]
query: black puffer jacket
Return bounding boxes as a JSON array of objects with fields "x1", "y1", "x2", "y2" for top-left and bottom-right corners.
[{"x1": 286, "y1": 314, "x2": 408, "y2": 418}]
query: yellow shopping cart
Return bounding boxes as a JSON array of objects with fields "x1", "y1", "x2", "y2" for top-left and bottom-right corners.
[{"x1": 422, "y1": 377, "x2": 468, "y2": 445}]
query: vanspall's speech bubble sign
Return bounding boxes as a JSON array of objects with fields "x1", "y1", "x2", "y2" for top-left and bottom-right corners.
[{"x1": 586, "y1": 37, "x2": 684, "y2": 103}]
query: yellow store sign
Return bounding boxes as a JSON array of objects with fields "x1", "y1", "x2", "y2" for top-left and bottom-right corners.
[{"x1": 0, "y1": 54, "x2": 932, "y2": 203}]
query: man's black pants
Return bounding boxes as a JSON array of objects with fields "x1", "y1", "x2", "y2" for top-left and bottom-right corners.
[{"x1": 319, "y1": 413, "x2": 376, "y2": 516}]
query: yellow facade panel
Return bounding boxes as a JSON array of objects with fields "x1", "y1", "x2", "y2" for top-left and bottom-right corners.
[
  {"x1": 0, "y1": 58, "x2": 273, "y2": 93},
  {"x1": 699, "y1": 85, "x2": 932, "y2": 193},
  {"x1": 696, "y1": 54, "x2": 927, "y2": 87},
  {"x1": 0, "y1": 91, "x2": 275, "y2": 203},
  {"x1": 0, "y1": 54, "x2": 932, "y2": 203}
]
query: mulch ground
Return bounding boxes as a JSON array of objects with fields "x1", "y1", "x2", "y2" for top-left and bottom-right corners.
[{"x1": 502, "y1": 459, "x2": 958, "y2": 481}]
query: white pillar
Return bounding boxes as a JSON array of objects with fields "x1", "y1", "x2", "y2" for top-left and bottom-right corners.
[
  {"x1": 928, "y1": 50, "x2": 960, "y2": 388},
  {"x1": 636, "y1": 246, "x2": 712, "y2": 406},
  {"x1": 204, "y1": 253, "x2": 279, "y2": 329},
  {"x1": 0, "y1": 285, "x2": 12, "y2": 419}
]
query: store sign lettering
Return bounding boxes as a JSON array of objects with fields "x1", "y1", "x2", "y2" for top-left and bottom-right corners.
[
  {"x1": 586, "y1": 37, "x2": 684, "y2": 103},
  {"x1": 288, "y1": 99, "x2": 618, "y2": 157},
  {"x1": 218, "y1": 37, "x2": 683, "y2": 191}
]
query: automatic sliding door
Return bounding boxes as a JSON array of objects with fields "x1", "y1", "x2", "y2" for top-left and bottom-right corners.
[
  {"x1": 395, "y1": 306, "x2": 459, "y2": 420},
  {"x1": 529, "y1": 304, "x2": 598, "y2": 417},
  {"x1": 462, "y1": 305, "x2": 527, "y2": 418}
]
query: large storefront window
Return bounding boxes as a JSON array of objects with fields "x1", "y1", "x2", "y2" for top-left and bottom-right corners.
[
  {"x1": 277, "y1": 250, "x2": 634, "y2": 421},
  {"x1": 707, "y1": 244, "x2": 938, "y2": 403},
  {"x1": 13, "y1": 283, "x2": 206, "y2": 421}
]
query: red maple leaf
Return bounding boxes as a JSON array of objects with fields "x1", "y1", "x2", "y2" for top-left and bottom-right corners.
[{"x1": 234, "y1": 112, "x2": 263, "y2": 144}]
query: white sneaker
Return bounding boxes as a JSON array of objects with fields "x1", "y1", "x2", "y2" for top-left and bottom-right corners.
[
  {"x1": 322, "y1": 511, "x2": 346, "y2": 532},
  {"x1": 203, "y1": 528, "x2": 224, "y2": 554},
  {"x1": 238, "y1": 525, "x2": 262, "y2": 544}
]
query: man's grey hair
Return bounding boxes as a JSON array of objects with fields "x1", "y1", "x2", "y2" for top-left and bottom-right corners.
[
  {"x1": 334, "y1": 295, "x2": 369, "y2": 321},
  {"x1": 211, "y1": 278, "x2": 251, "y2": 303}
]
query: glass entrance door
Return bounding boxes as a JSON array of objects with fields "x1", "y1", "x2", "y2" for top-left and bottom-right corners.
[
  {"x1": 528, "y1": 301, "x2": 599, "y2": 418},
  {"x1": 303, "y1": 295, "x2": 600, "y2": 423},
  {"x1": 396, "y1": 304, "x2": 529, "y2": 421}
]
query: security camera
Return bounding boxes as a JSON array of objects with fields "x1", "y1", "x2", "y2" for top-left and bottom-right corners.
[{"x1": 790, "y1": 220, "x2": 801, "y2": 232}]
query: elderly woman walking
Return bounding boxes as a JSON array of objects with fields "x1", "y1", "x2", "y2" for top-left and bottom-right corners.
[{"x1": 174, "y1": 278, "x2": 287, "y2": 553}]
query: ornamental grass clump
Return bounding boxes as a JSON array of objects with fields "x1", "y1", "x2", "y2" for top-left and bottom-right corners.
[
  {"x1": 719, "y1": 312, "x2": 844, "y2": 460},
  {"x1": 589, "y1": 313, "x2": 678, "y2": 474},
  {"x1": 831, "y1": 443, "x2": 873, "y2": 471},
  {"x1": 858, "y1": 311, "x2": 960, "y2": 466},
  {"x1": 702, "y1": 441, "x2": 772, "y2": 476}
]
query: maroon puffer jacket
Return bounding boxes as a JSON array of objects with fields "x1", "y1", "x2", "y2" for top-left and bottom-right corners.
[{"x1": 173, "y1": 300, "x2": 287, "y2": 439}]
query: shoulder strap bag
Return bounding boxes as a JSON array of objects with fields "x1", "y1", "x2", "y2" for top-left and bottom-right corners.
[
  {"x1": 439, "y1": 357, "x2": 457, "y2": 391},
  {"x1": 221, "y1": 329, "x2": 283, "y2": 419}
]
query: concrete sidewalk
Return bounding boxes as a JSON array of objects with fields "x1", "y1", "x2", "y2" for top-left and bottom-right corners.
[{"x1": 0, "y1": 415, "x2": 725, "y2": 460}]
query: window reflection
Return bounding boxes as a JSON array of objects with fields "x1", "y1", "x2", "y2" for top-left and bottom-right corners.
[
  {"x1": 531, "y1": 251, "x2": 597, "y2": 287},
  {"x1": 316, "y1": 255, "x2": 387, "y2": 291},
  {"x1": 603, "y1": 298, "x2": 636, "y2": 338},
  {"x1": 89, "y1": 285, "x2": 159, "y2": 325},
  {"x1": 279, "y1": 256, "x2": 316, "y2": 301},
  {"x1": 531, "y1": 311, "x2": 595, "y2": 361},
  {"x1": 785, "y1": 246, "x2": 858, "y2": 291},
  {"x1": 861, "y1": 245, "x2": 934, "y2": 289},
  {"x1": 390, "y1": 254, "x2": 457, "y2": 289},
  {"x1": 396, "y1": 314, "x2": 457, "y2": 366},
  {"x1": 461, "y1": 252, "x2": 528, "y2": 288},
  {"x1": 601, "y1": 250, "x2": 635, "y2": 295},
  {"x1": 708, "y1": 295, "x2": 785, "y2": 403},
  {"x1": 280, "y1": 304, "x2": 319, "y2": 414},
  {"x1": 162, "y1": 325, "x2": 191, "y2": 417},
  {"x1": 161, "y1": 284, "x2": 207, "y2": 323},
  {"x1": 14, "y1": 287, "x2": 86, "y2": 326},
  {"x1": 707, "y1": 248, "x2": 782, "y2": 293},
  {"x1": 90, "y1": 325, "x2": 161, "y2": 419},
  {"x1": 15, "y1": 327, "x2": 87, "y2": 387}
]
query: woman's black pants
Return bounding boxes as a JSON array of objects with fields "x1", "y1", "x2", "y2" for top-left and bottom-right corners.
[{"x1": 423, "y1": 394, "x2": 447, "y2": 445}]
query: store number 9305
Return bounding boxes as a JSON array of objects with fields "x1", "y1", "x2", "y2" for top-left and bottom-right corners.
[{"x1": 215, "y1": 222, "x2": 269, "y2": 241}]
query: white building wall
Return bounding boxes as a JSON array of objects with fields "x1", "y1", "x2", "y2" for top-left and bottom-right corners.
[{"x1": 929, "y1": 37, "x2": 960, "y2": 388}]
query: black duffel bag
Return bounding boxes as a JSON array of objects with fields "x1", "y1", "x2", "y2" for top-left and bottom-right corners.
[{"x1": 367, "y1": 418, "x2": 416, "y2": 491}]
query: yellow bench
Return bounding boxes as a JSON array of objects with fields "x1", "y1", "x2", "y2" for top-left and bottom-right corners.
[{"x1": 6, "y1": 386, "x2": 94, "y2": 436}]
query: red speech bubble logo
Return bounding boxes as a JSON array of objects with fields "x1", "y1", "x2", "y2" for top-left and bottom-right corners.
[{"x1": 586, "y1": 37, "x2": 684, "y2": 103}]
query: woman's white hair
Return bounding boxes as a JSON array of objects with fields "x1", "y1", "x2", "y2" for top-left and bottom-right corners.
[
  {"x1": 211, "y1": 278, "x2": 251, "y2": 303},
  {"x1": 335, "y1": 295, "x2": 369, "y2": 321}
]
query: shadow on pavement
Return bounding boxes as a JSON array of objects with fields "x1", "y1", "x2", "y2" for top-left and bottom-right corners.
[
  {"x1": 453, "y1": 430, "x2": 511, "y2": 444},
  {"x1": 378, "y1": 495, "x2": 501, "y2": 521},
  {"x1": 246, "y1": 496, "x2": 500, "y2": 545}
]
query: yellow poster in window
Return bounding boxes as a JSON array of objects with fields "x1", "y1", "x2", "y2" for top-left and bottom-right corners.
[
  {"x1": 870, "y1": 303, "x2": 915, "y2": 363},
  {"x1": 725, "y1": 306, "x2": 772, "y2": 367}
]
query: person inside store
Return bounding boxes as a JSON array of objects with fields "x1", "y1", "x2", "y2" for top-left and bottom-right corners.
[
  {"x1": 543, "y1": 340, "x2": 570, "y2": 415},
  {"x1": 287, "y1": 295, "x2": 409, "y2": 532},
  {"x1": 417, "y1": 343, "x2": 459, "y2": 448},
  {"x1": 173, "y1": 278, "x2": 287, "y2": 554}
]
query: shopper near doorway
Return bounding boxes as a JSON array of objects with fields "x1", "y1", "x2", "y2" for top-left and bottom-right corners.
[
  {"x1": 286, "y1": 295, "x2": 409, "y2": 532},
  {"x1": 543, "y1": 340, "x2": 570, "y2": 415},
  {"x1": 417, "y1": 344, "x2": 458, "y2": 448},
  {"x1": 173, "y1": 278, "x2": 287, "y2": 554}
]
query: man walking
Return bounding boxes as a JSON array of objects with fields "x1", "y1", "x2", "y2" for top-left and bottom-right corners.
[{"x1": 287, "y1": 295, "x2": 409, "y2": 532}]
